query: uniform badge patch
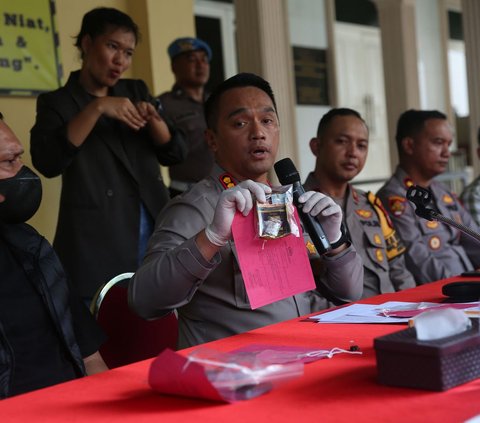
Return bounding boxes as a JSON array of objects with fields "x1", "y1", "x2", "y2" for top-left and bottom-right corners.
[
  {"x1": 403, "y1": 177, "x2": 414, "y2": 188},
  {"x1": 375, "y1": 249, "x2": 384, "y2": 262},
  {"x1": 428, "y1": 236, "x2": 441, "y2": 250},
  {"x1": 442, "y1": 194, "x2": 454, "y2": 204},
  {"x1": 388, "y1": 196, "x2": 406, "y2": 217},
  {"x1": 219, "y1": 173, "x2": 236, "y2": 189},
  {"x1": 373, "y1": 234, "x2": 382, "y2": 245},
  {"x1": 355, "y1": 209, "x2": 372, "y2": 219},
  {"x1": 426, "y1": 221, "x2": 439, "y2": 229},
  {"x1": 305, "y1": 240, "x2": 317, "y2": 255}
]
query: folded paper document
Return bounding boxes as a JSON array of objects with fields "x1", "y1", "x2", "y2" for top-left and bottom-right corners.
[{"x1": 309, "y1": 301, "x2": 479, "y2": 324}]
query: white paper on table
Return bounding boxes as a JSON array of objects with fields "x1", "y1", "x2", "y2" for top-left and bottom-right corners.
[
  {"x1": 308, "y1": 301, "x2": 435, "y2": 324},
  {"x1": 309, "y1": 301, "x2": 480, "y2": 324}
]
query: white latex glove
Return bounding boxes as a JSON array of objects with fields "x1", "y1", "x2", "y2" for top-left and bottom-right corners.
[
  {"x1": 298, "y1": 191, "x2": 343, "y2": 243},
  {"x1": 205, "y1": 180, "x2": 272, "y2": 246}
]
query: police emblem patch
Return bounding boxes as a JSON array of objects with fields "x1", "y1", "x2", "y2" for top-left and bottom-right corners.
[
  {"x1": 355, "y1": 209, "x2": 372, "y2": 219},
  {"x1": 442, "y1": 194, "x2": 454, "y2": 204},
  {"x1": 428, "y1": 236, "x2": 441, "y2": 250},
  {"x1": 388, "y1": 196, "x2": 406, "y2": 217}
]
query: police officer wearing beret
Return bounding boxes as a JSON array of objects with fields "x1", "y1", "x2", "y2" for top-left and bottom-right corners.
[
  {"x1": 157, "y1": 37, "x2": 215, "y2": 196},
  {"x1": 377, "y1": 109, "x2": 480, "y2": 283},
  {"x1": 305, "y1": 108, "x2": 415, "y2": 297}
]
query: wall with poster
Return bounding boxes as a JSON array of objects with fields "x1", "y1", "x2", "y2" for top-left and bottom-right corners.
[{"x1": 0, "y1": 0, "x2": 61, "y2": 95}]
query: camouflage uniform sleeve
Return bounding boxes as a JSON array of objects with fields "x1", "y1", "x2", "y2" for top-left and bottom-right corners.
[
  {"x1": 458, "y1": 196, "x2": 480, "y2": 269},
  {"x1": 460, "y1": 181, "x2": 480, "y2": 227}
]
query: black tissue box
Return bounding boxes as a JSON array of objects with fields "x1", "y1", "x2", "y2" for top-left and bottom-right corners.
[{"x1": 374, "y1": 319, "x2": 480, "y2": 391}]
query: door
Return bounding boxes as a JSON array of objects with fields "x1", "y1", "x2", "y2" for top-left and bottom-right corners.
[
  {"x1": 334, "y1": 22, "x2": 389, "y2": 193},
  {"x1": 195, "y1": 0, "x2": 237, "y2": 92}
]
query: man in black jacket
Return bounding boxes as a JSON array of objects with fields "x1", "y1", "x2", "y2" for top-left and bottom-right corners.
[{"x1": 0, "y1": 113, "x2": 107, "y2": 398}]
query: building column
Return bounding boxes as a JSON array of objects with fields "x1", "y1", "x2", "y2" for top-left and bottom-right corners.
[
  {"x1": 234, "y1": 0, "x2": 299, "y2": 173},
  {"x1": 373, "y1": 0, "x2": 420, "y2": 168},
  {"x1": 461, "y1": 0, "x2": 480, "y2": 174},
  {"x1": 127, "y1": 0, "x2": 195, "y2": 95}
]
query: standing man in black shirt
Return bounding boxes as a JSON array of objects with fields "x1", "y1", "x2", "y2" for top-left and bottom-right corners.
[
  {"x1": 157, "y1": 37, "x2": 215, "y2": 196},
  {"x1": 0, "y1": 113, "x2": 107, "y2": 398}
]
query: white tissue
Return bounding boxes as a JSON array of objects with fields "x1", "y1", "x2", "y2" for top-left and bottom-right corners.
[{"x1": 414, "y1": 308, "x2": 472, "y2": 341}]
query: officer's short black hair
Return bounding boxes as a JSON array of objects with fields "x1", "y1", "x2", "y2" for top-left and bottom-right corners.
[
  {"x1": 316, "y1": 108, "x2": 366, "y2": 138},
  {"x1": 204, "y1": 73, "x2": 277, "y2": 131},
  {"x1": 395, "y1": 109, "x2": 447, "y2": 154},
  {"x1": 74, "y1": 7, "x2": 139, "y2": 55}
]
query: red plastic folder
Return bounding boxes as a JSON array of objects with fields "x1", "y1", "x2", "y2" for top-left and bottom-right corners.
[
  {"x1": 149, "y1": 349, "x2": 226, "y2": 402},
  {"x1": 148, "y1": 347, "x2": 306, "y2": 402},
  {"x1": 231, "y1": 209, "x2": 316, "y2": 309}
]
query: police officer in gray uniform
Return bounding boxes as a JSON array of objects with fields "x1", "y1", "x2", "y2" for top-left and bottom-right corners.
[
  {"x1": 305, "y1": 108, "x2": 415, "y2": 298},
  {"x1": 377, "y1": 109, "x2": 480, "y2": 284},
  {"x1": 157, "y1": 37, "x2": 214, "y2": 196},
  {"x1": 129, "y1": 74, "x2": 363, "y2": 348}
]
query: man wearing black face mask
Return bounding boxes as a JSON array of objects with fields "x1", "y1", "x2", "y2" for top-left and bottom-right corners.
[{"x1": 0, "y1": 113, "x2": 108, "y2": 398}]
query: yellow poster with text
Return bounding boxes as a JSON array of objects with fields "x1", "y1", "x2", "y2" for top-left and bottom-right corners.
[{"x1": 0, "y1": 0, "x2": 61, "y2": 95}]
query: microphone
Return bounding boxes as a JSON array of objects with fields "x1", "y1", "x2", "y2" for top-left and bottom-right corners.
[
  {"x1": 406, "y1": 185, "x2": 480, "y2": 243},
  {"x1": 405, "y1": 185, "x2": 436, "y2": 220},
  {"x1": 406, "y1": 184, "x2": 480, "y2": 302},
  {"x1": 274, "y1": 158, "x2": 331, "y2": 254}
]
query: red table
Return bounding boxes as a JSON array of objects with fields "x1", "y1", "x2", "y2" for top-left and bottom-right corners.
[{"x1": 2, "y1": 277, "x2": 480, "y2": 422}]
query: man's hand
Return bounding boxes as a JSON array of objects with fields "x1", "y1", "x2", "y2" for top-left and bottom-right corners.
[
  {"x1": 298, "y1": 191, "x2": 343, "y2": 243},
  {"x1": 205, "y1": 180, "x2": 272, "y2": 247}
]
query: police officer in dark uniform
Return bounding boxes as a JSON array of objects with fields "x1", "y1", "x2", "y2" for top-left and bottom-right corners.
[
  {"x1": 157, "y1": 37, "x2": 215, "y2": 196},
  {"x1": 305, "y1": 108, "x2": 415, "y2": 297}
]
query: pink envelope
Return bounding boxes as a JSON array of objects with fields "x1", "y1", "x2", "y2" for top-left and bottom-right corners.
[{"x1": 231, "y1": 209, "x2": 316, "y2": 309}]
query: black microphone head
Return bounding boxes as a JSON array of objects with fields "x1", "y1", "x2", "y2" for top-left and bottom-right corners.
[
  {"x1": 406, "y1": 185, "x2": 435, "y2": 221},
  {"x1": 406, "y1": 185, "x2": 431, "y2": 208},
  {"x1": 274, "y1": 158, "x2": 300, "y2": 185}
]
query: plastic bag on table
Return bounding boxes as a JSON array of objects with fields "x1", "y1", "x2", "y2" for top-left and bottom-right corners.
[
  {"x1": 229, "y1": 344, "x2": 363, "y2": 364},
  {"x1": 184, "y1": 348, "x2": 304, "y2": 402}
]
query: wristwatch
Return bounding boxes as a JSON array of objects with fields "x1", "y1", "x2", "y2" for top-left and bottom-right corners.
[{"x1": 328, "y1": 223, "x2": 349, "y2": 250}]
